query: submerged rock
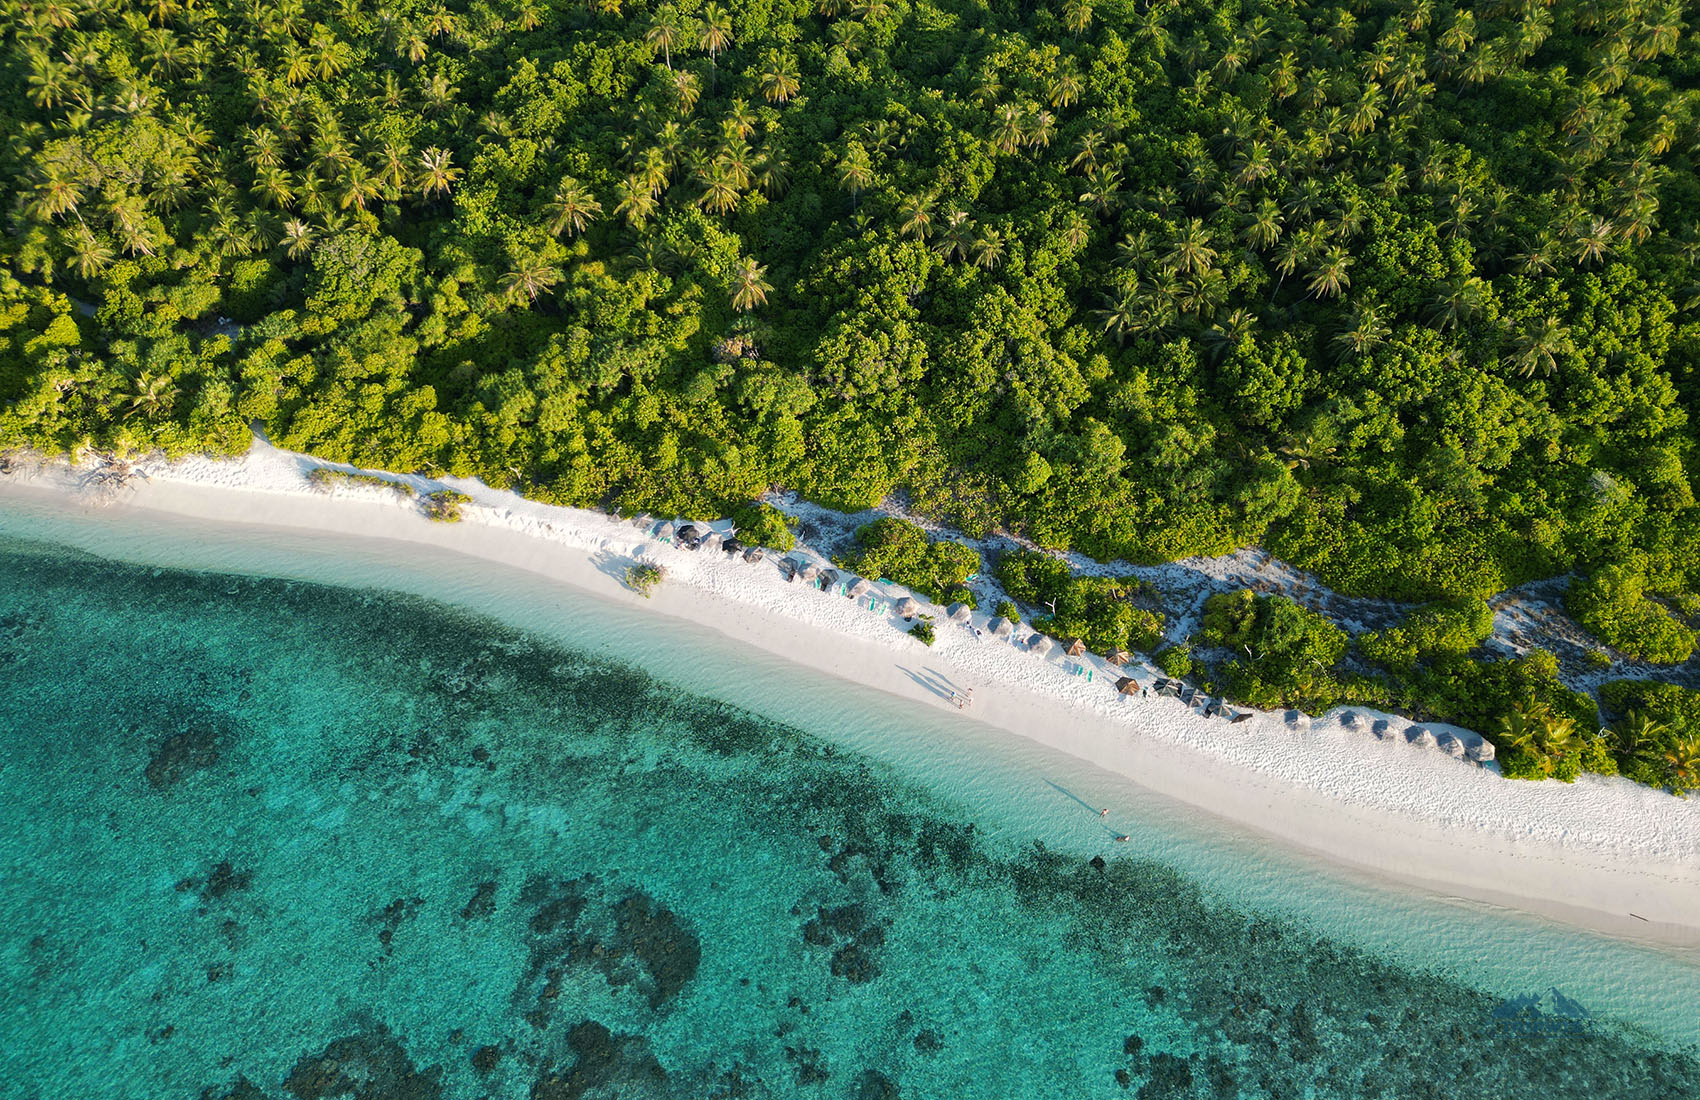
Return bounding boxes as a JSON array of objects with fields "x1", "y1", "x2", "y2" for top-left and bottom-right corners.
[
  {"x1": 146, "y1": 724, "x2": 223, "y2": 788},
  {"x1": 531, "y1": 1021, "x2": 668, "y2": 1100},
  {"x1": 459, "y1": 880, "x2": 497, "y2": 922},
  {"x1": 282, "y1": 1025, "x2": 442, "y2": 1100},
  {"x1": 613, "y1": 892, "x2": 702, "y2": 1008}
]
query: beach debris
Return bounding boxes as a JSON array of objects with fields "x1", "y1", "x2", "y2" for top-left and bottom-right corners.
[
  {"x1": 1407, "y1": 726, "x2": 1438, "y2": 748},
  {"x1": 893, "y1": 596, "x2": 920, "y2": 619},
  {"x1": 1030, "y1": 634, "x2": 1055, "y2": 656},
  {"x1": 1116, "y1": 676, "x2": 1140, "y2": 695},
  {"x1": 78, "y1": 451, "x2": 145, "y2": 500},
  {"x1": 989, "y1": 617, "x2": 1014, "y2": 638},
  {"x1": 1106, "y1": 649, "x2": 1133, "y2": 666},
  {"x1": 1437, "y1": 731, "x2": 1467, "y2": 757},
  {"x1": 946, "y1": 602, "x2": 973, "y2": 623},
  {"x1": 1065, "y1": 637, "x2": 1088, "y2": 657}
]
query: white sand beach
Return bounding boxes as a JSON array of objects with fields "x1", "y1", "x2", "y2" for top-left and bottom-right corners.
[{"x1": 5, "y1": 442, "x2": 1700, "y2": 952}]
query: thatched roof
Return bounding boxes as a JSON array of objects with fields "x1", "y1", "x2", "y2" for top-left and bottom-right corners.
[
  {"x1": 1116, "y1": 676, "x2": 1139, "y2": 694},
  {"x1": 723, "y1": 537, "x2": 745, "y2": 555},
  {"x1": 817, "y1": 568, "x2": 840, "y2": 589},
  {"x1": 1065, "y1": 637, "x2": 1088, "y2": 657},
  {"x1": 989, "y1": 616, "x2": 1014, "y2": 637},
  {"x1": 1407, "y1": 727, "x2": 1438, "y2": 748},
  {"x1": 699, "y1": 531, "x2": 722, "y2": 551},
  {"x1": 742, "y1": 546, "x2": 765, "y2": 564},
  {"x1": 1467, "y1": 739, "x2": 1496, "y2": 763},
  {"x1": 656, "y1": 521, "x2": 675, "y2": 539},
  {"x1": 946, "y1": 602, "x2": 972, "y2": 622},
  {"x1": 847, "y1": 578, "x2": 872, "y2": 598},
  {"x1": 632, "y1": 513, "x2": 652, "y2": 529},
  {"x1": 1029, "y1": 635, "x2": 1054, "y2": 656},
  {"x1": 1437, "y1": 732, "x2": 1466, "y2": 757},
  {"x1": 894, "y1": 597, "x2": 920, "y2": 618},
  {"x1": 679, "y1": 523, "x2": 706, "y2": 541},
  {"x1": 1106, "y1": 649, "x2": 1132, "y2": 666}
]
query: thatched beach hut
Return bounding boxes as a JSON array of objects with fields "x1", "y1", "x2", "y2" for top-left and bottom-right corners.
[
  {"x1": 990, "y1": 617, "x2": 1014, "y2": 638},
  {"x1": 946, "y1": 602, "x2": 972, "y2": 623},
  {"x1": 1407, "y1": 726, "x2": 1438, "y2": 748},
  {"x1": 1116, "y1": 677, "x2": 1139, "y2": 695},
  {"x1": 1437, "y1": 731, "x2": 1467, "y2": 757},
  {"x1": 847, "y1": 578, "x2": 872, "y2": 599},
  {"x1": 1030, "y1": 635, "x2": 1055, "y2": 657},
  {"x1": 1065, "y1": 637, "x2": 1088, "y2": 657},
  {"x1": 894, "y1": 597, "x2": 920, "y2": 619},
  {"x1": 1106, "y1": 650, "x2": 1132, "y2": 667}
]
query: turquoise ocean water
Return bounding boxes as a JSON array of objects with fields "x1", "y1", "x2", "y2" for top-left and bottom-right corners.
[{"x1": 2, "y1": 504, "x2": 1698, "y2": 1099}]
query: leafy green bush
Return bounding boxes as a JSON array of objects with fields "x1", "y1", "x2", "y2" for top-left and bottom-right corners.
[
  {"x1": 307, "y1": 467, "x2": 414, "y2": 496},
  {"x1": 909, "y1": 619, "x2": 936, "y2": 646},
  {"x1": 1196, "y1": 590, "x2": 1347, "y2": 710},
  {"x1": 996, "y1": 551, "x2": 1166, "y2": 654},
  {"x1": 1598, "y1": 680, "x2": 1700, "y2": 793},
  {"x1": 625, "y1": 563, "x2": 664, "y2": 598},
  {"x1": 1566, "y1": 562, "x2": 1696, "y2": 664},
  {"x1": 995, "y1": 600, "x2": 1020, "y2": 624},
  {"x1": 1358, "y1": 599, "x2": 1493, "y2": 676},
  {"x1": 1153, "y1": 645, "x2": 1193, "y2": 679},
  {"x1": 422, "y1": 490, "x2": 473, "y2": 522},
  {"x1": 835, "y1": 518, "x2": 979, "y2": 602},
  {"x1": 730, "y1": 501, "x2": 796, "y2": 553}
]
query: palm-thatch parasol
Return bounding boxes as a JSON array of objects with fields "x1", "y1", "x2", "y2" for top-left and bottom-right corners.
[
  {"x1": 1029, "y1": 635, "x2": 1054, "y2": 656},
  {"x1": 743, "y1": 546, "x2": 765, "y2": 564},
  {"x1": 894, "y1": 596, "x2": 920, "y2": 619},
  {"x1": 655, "y1": 521, "x2": 675, "y2": 541},
  {"x1": 847, "y1": 578, "x2": 872, "y2": 599},
  {"x1": 1065, "y1": 637, "x2": 1088, "y2": 657},
  {"x1": 723, "y1": 537, "x2": 745, "y2": 556},
  {"x1": 1467, "y1": 739, "x2": 1496, "y2": 763},
  {"x1": 699, "y1": 531, "x2": 722, "y2": 552},
  {"x1": 989, "y1": 616, "x2": 1014, "y2": 638},
  {"x1": 817, "y1": 568, "x2": 840, "y2": 590},
  {"x1": 946, "y1": 602, "x2": 972, "y2": 622},
  {"x1": 632, "y1": 513, "x2": 652, "y2": 529},
  {"x1": 1106, "y1": 649, "x2": 1132, "y2": 667},
  {"x1": 1284, "y1": 709, "x2": 1310, "y2": 729},
  {"x1": 1116, "y1": 676, "x2": 1139, "y2": 695},
  {"x1": 1437, "y1": 731, "x2": 1467, "y2": 757},
  {"x1": 1406, "y1": 726, "x2": 1438, "y2": 748},
  {"x1": 679, "y1": 523, "x2": 706, "y2": 542}
]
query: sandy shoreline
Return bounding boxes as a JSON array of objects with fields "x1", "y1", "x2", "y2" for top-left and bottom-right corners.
[{"x1": 4, "y1": 443, "x2": 1700, "y2": 951}]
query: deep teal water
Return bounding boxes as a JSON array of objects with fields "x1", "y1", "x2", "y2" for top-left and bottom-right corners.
[{"x1": 2, "y1": 536, "x2": 1697, "y2": 1100}]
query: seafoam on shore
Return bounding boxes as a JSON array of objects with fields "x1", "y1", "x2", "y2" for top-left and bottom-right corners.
[{"x1": 5, "y1": 439, "x2": 1700, "y2": 944}]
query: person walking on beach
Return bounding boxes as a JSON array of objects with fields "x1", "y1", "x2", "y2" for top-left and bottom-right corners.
[{"x1": 1099, "y1": 808, "x2": 1109, "y2": 817}]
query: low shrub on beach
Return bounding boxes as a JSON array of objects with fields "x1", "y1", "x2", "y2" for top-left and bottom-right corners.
[
  {"x1": 306, "y1": 467, "x2": 414, "y2": 497},
  {"x1": 909, "y1": 619, "x2": 936, "y2": 646},
  {"x1": 422, "y1": 489, "x2": 473, "y2": 522},
  {"x1": 625, "y1": 563, "x2": 665, "y2": 598},
  {"x1": 995, "y1": 600, "x2": 1020, "y2": 623},
  {"x1": 731, "y1": 501, "x2": 797, "y2": 552},
  {"x1": 835, "y1": 518, "x2": 979, "y2": 602},
  {"x1": 998, "y1": 550, "x2": 1166, "y2": 654}
]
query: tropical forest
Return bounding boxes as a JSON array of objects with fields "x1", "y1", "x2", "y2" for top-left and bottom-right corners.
[{"x1": 2, "y1": 0, "x2": 1699, "y2": 787}]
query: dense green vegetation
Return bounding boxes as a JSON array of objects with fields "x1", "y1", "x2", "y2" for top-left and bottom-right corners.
[
  {"x1": 834, "y1": 516, "x2": 979, "y2": 599},
  {"x1": 1195, "y1": 588, "x2": 1351, "y2": 708},
  {"x1": 995, "y1": 548, "x2": 1165, "y2": 652},
  {"x1": 625, "y1": 560, "x2": 665, "y2": 595},
  {"x1": 422, "y1": 487, "x2": 471, "y2": 520},
  {"x1": 1599, "y1": 678, "x2": 1700, "y2": 791},
  {"x1": 306, "y1": 465, "x2": 415, "y2": 494},
  {"x1": 729, "y1": 499, "x2": 796, "y2": 550},
  {"x1": 3, "y1": 0, "x2": 1698, "y2": 615},
  {"x1": 1565, "y1": 555, "x2": 1697, "y2": 663}
]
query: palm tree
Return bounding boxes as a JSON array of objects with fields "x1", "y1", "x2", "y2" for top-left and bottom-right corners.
[
  {"x1": 695, "y1": 163, "x2": 740, "y2": 215},
  {"x1": 1426, "y1": 276, "x2": 1487, "y2": 330},
  {"x1": 281, "y1": 217, "x2": 316, "y2": 259},
  {"x1": 972, "y1": 229, "x2": 1005, "y2": 270},
  {"x1": 697, "y1": 4, "x2": 733, "y2": 63},
  {"x1": 501, "y1": 256, "x2": 562, "y2": 303},
  {"x1": 1572, "y1": 216, "x2": 1614, "y2": 265},
  {"x1": 1663, "y1": 735, "x2": 1700, "y2": 792},
  {"x1": 646, "y1": 6, "x2": 684, "y2": 69},
  {"x1": 671, "y1": 70, "x2": 701, "y2": 115},
  {"x1": 1243, "y1": 198, "x2": 1283, "y2": 250},
  {"x1": 1305, "y1": 248, "x2": 1353, "y2": 299},
  {"x1": 615, "y1": 179, "x2": 659, "y2": 227},
  {"x1": 65, "y1": 226, "x2": 115, "y2": 279},
  {"x1": 338, "y1": 164, "x2": 381, "y2": 212},
  {"x1": 1094, "y1": 288, "x2": 1140, "y2": 344},
  {"x1": 1062, "y1": 0, "x2": 1093, "y2": 38},
  {"x1": 760, "y1": 51, "x2": 800, "y2": 103},
  {"x1": 543, "y1": 177, "x2": 601, "y2": 237},
  {"x1": 991, "y1": 104, "x2": 1024, "y2": 154},
  {"x1": 1048, "y1": 63, "x2": 1082, "y2": 109},
  {"x1": 933, "y1": 210, "x2": 975, "y2": 262},
  {"x1": 416, "y1": 147, "x2": 461, "y2": 198},
  {"x1": 899, "y1": 194, "x2": 935, "y2": 240},
  {"x1": 754, "y1": 154, "x2": 790, "y2": 198},
  {"x1": 836, "y1": 143, "x2": 873, "y2": 208},
  {"x1": 1331, "y1": 301, "x2": 1389, "y2": 361},
  {"x1": 123, "y1": 372, "x2": 181, "y2": 420},
  {"x1": 1163, "y1": 218, "x2": 1217, "y2": 276},
  {"x1": 730, "y1": 256, "x2": 771, "y2": 311},
  {"x1": 1511, "y1": 316, "x2": 1573, "y2": 377}
]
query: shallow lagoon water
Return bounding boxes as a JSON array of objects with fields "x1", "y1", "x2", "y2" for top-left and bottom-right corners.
[{"x1": 1, "y1": 507, "x2": 1699, "y2": 1099}]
